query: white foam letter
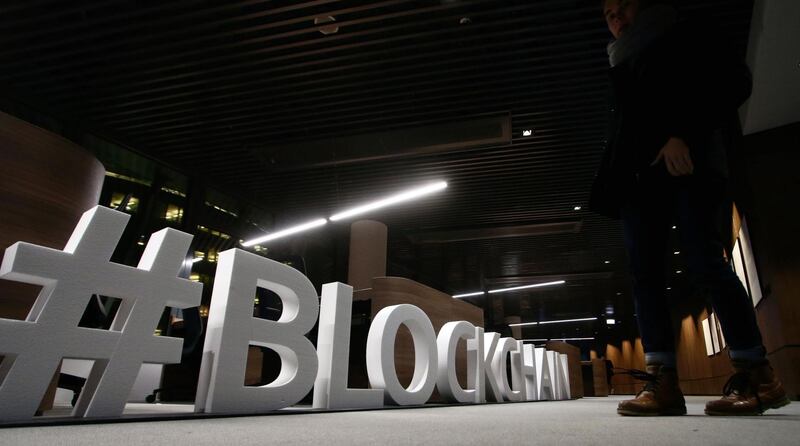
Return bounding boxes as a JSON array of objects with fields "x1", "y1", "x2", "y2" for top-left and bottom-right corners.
[
  {"x1": 535, "y1": 347, "x2": 554, "y2": 400},
  {"x1": 519, "y1": 343, "x2": 538, "y2": 400},
  {"x1": 556, "y1": 353, "x2": 571, "y2": 400},
  {"x1": 492, "y1": 337, "x2": 524, "y2": 401},
  {"x1": 510, "y1": 340, "x2": 531, "y2": 401},
  {"x1": 482, "y1": 332, "x2": 504, "y2": 402},
  {"x1": 313, "y1": 282, "x2": 382, "y2": 409},
  {"x1": 436, "y1": 321, "x2": 476, "y2": 403},
  {"x1": 466, "y1": 326, "x2": 485, "y2": 403},
  {"x1": 196, "y1": 249, "x2": 319, "y2": 413},
  {"x1": 366, "y1": 304, "x2": 437, "y2": 406}
]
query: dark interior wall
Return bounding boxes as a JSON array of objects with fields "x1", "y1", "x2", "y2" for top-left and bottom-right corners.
[{"x1": 737, "y1": 122, "x2": 800, "y2": 399}]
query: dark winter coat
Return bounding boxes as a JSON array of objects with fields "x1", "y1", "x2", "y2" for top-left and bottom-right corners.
[{"x1": 589, "y1": 20, "x2": 752, "y2": 219}]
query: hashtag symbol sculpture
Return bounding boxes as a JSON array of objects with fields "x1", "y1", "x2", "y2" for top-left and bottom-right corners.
[{"x1": 0, "y1": 206, "x2": 202, "y2": 421}]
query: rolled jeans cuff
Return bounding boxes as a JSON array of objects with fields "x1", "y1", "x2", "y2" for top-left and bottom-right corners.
[{"x1": 729, "y1": 345, "x2": 767, "y2": 362}]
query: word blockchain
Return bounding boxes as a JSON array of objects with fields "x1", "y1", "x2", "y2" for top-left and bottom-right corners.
[{"x1": 0, "y1": 206, "x2": 571, "y2": 422}]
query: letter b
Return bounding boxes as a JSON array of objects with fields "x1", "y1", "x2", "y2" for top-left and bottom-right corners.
[{"x1": 195, "y1": 249, "x2": 319, "y2": 413}]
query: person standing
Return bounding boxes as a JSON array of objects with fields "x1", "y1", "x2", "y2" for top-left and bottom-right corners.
[{"x1": 590, "y1": 0, "x2": 790, "y2": 416}]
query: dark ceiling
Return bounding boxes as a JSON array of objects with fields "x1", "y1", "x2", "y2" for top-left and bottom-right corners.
[{"x1": 0, "y1": 0, "x2": 755, "y2": 345}]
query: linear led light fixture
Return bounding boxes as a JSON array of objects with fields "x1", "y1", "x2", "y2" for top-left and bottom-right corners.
[
  {"x1": 242, "y1": 218, "x2": 328, "y2": 247},
  {"x1": 452, "y1": 291, "x2": 485, "y2": 298},
  {"x1": 329, "y1": 181, "x2": 447, "y2": 222},
  {"x1": 522, "y1": 339, "x2": 549, "y2": 342},
  {"x1": 508, "y1": 321, "x2": 539, "y2": 327},
  {"x1": 487, "y1": 280, "x2": 565, "y2": 294},
  {"x1": 551, "y1": 337, "x2": 595, "y2": 341},
  {"x1": 538, "y1": 317, "x2": 598, "y2": 325},
  {"x1": 509, "y1": 316, "x2": 596, "y2": 327}
]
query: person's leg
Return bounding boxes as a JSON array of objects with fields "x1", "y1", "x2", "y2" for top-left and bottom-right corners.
[
  {"x1": 674, "y1": 177, "x2": 763, "y2": 356},
  {"x1": 621, "y1": 195, "x2": 674, "y2": 367},
  {"x1": 675, "y1": 177, "x2": 789, "y2": 415},
  {"x1": 617, "y1": 188, "x2": 685, "y2": 416}
]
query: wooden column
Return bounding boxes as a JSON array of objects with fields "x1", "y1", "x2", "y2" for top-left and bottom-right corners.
[{"x1": 347, "y1": 220, "x2": 387, "y2": 291}]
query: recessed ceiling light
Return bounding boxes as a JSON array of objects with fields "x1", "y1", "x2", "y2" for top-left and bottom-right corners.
[
  {"x1": 672, "y1": 225, "x2": 677, "y2": 229},
  {"x1": 676, "y1": 270, "x2": 682, "y2": 274},
  {"x1": 314, "y1": 16, "x2": 339, "y2": 35},
  {"x1": 604, "y1": 260, "x2": 611, "y2": 264},
  {"x1": 666, "y1": 287, "x2": 672, "y2": 290},
  {"x1": 606, "y1": 318, "x2": 616, "y2": 325},
  {"x1": 673, "y1": 251, "x2": 680, "y2": 255},
  {"x1": 522, "y1": 129, "x2": 533, "y2": 136},
  {"x1": 574, "y1": 206, "x2": 582, "y2": 211}
]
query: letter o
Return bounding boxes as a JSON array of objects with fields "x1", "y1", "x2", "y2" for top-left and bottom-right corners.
[{"x1": 366, "y1": 304, "x2": 437, "y2": 406}]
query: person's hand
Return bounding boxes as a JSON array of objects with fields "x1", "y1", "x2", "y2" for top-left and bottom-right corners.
[{"x1": 651, "y1": 137, "x2": 694, "y2": 176}]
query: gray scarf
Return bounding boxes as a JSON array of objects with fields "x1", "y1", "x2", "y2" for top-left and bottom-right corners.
[{"x1": 607, "y1": 5, "x2": 678, "y2": 67}]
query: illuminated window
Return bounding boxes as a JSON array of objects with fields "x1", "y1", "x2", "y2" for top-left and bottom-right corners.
[
  {"x1": 207, "y1": 250, "x2": 218, "y2": 263},
  {"x1": 195, "y1": 225, "x2": 231, "y2": 240},
  {"x1": 165, "y1": 204, "x2": 184, "y2": 223},
  {"x1": 109, "y1": 192, "x2": 139, "y2": 213}
]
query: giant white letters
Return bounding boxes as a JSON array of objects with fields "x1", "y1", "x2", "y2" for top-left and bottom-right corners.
[
  {"x1": 313, "y1": 282, "x2": 382, "y2": 409},
  {"x1": 195, "y1": 249, "x2": 319, "y2": 413},
  {"x1": 0, "y1": 206, "x2": 201, "y2": 421},
  {"x1": 0, "y1": 206, "x2": 577, "y2": 421}
]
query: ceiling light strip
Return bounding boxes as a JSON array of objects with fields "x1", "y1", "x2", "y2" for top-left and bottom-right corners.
[
  {"x1": 487, "y1": 280, "x2": 565, "y2": 294},
  {"x1": 452, "y1": 291, "x2": 485, "y2": 298},
  {"x1": 329, "y1": 181, "x2": 447, "y2": 222},
  {"x1": 537, "y1": 317, "x2": 598, "y2": 325},
  {"x1": 242, "y1": 218, "x2": 328, "y2": 247},
  {"x1": 508, "y1": 321, "x2": 538, "y2": 327}
]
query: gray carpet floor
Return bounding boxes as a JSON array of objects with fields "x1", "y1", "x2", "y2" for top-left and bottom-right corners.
[{"x1": 2, "y1": 396, "x2": 798, "y2": 445}]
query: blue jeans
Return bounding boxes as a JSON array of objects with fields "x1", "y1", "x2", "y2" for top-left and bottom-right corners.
[{"x1": 621, "y1": 173, "x2": 764, "y2": 364}]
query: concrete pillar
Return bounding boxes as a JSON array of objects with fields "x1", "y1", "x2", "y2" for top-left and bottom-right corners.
[{"x1": 347, "y1": 220, "x2": 388, "y2": 290}]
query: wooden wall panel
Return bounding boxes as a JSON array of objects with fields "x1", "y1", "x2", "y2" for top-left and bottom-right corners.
[
  {"x1": 733, "y1": 122, "x2": 799, "y2": 399},
  {"x1": 0, "y1": 111, "x2": 105, "y2": 412},
  {"x1": 675, "y1": 311, "x2": 734, "y2": 395},
  {"x1": 605, "y1": 339, "x2": 645, "y2": 395}
]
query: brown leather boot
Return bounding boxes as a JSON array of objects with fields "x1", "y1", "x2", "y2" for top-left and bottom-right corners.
[
  {"x1": 705, "y1": 359, "x2": 791, "y2": 416},
  {"x1": 617, "y1": 365, "x2": 687, "y2": 416}
]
